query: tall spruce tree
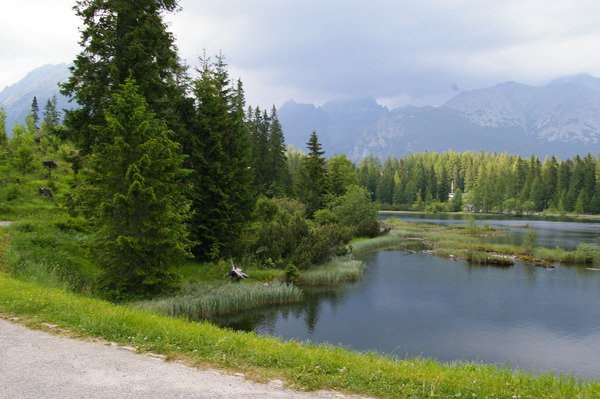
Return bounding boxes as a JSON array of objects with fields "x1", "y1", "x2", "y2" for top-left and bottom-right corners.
[
  {"x1": 0, "y1": 107, "x2": 6, "y2": 145},
  {"x1": 60, "y1": 0, "x2": 186, "y2": 153},
  {"x1": 266, "y1": 106, "x2": 291, "y2": 196},
  {"x1": 298, "y1": 131, "x2": 327, "y2": 217},
  {"x1": 248, "y1": 107, "x2": 270, "y2": 192},
  {"x1": 78, "y1": 79, "x2": 192, "y2": 299},
  {"x1": 182, "y1": 54, "x2": 255, "y2": 261},
  {"x1": 43, "y1": 95, "x2": 61, "y2": 130},
  {"x1": 30, "y1": 97, "x2": 39, "y2": 130}
]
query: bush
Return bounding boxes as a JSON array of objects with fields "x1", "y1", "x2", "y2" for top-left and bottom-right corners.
[{"x1": 284, "y1": 263, "x2": 300, "y2": 282}]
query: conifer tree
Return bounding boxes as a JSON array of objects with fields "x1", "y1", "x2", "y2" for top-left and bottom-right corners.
[
  {"x1": 0, "y1": 107, "x2": 6, "y2": 145},
  {"x1": 43, "y1": 95, "x2": 61, "y2": 130},
  {"x1": 30, "y1": 97, "x2": 39, "y2": 130},
  {"x1": 266, "y1": 106, "x2": 291, "y2": 196},
  {"x1": 61, "y1": 0, "x2": 186, "y2": 153},
  {"x1": 298, "y1": 131, "x2": 327, "y2": 217},
  {"x1": 182, "y1": 54, "x2": 255, "y2": 261},
  {"x1": 248, "y1": 107, "x2": 270, "y2": 192},
  {"x1": 78, "y1": 78, "x2": 191, "y2": 299}
]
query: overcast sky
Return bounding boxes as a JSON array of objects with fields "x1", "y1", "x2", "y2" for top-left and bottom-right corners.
[{"x1": 4, "y1": 0, "x2": 600, "y2": 109}]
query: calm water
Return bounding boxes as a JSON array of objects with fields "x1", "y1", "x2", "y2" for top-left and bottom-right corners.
[{"x1": 214, "y1": 215, "x2": 600, "y2": 379}]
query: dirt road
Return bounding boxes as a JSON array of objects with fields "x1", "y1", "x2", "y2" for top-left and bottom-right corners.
[{"x1": 0, "y1": 318, "x2": 357, "y2": 399}]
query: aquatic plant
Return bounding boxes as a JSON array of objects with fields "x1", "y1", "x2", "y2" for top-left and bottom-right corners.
[
  {"x1": 298, "y1": 257, "x2": 365, "y2": 285},
  {"x1": 132, "y1": 281, "x2": 303, "y2": 319}
]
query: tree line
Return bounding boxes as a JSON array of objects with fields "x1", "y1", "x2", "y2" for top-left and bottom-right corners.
[{"x1": 358, "y1": 151, "x2": 600, "y2": 214}]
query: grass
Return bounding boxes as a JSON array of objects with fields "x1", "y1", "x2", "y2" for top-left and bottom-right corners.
[
  {"x1": 131, "y1": 281, "x2": 303, "y2": 320},
  {"x1": 298, "y1": 257, "x2": 365, "y2": 285},
  {"x1": 4, "y1": 216, "x2": 98, "y2": 293},
  {"x1": 350, "y1": 228, "x2": 423, "y2": 254},
  {"x1": 1, "y1": 269, "x2": 599, "y2": 398},
  {"x1": 385, "y1": 219, "x2": 600, "y2": 267}
]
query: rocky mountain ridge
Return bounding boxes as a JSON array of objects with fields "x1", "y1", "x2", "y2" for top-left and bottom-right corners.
[{"x1": 281, "y1": 75, "x2": 600, "y2": 160}]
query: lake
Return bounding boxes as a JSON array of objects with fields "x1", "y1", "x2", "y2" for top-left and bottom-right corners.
[{"x1": 213, "y1": 214, "x2": 600, "y2": 379}]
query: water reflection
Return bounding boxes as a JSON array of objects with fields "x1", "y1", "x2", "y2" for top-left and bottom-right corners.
[
  {"x1": 213, "y1": 216, "x2": 600, "y2": 380},
  {"x1": 213, "y1": 284, "x2": 354, "y2": 335}
]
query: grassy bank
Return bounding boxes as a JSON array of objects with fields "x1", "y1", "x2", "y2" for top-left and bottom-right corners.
[{"x1": 2, "y1": 269, "x2": 599, "y2": 399}]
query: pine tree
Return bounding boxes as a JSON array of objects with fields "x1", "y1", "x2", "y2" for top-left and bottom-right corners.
[
  {"x1": 298, "y1": 131, "x2": 327, "y2": 217},
  {"x1": 247, "y1": 107, "x2": 270, "y2": 192},
  {"x1": 43, "y1": 95, "x2": 61, "y2": 130},
  {"x1": 0, "y1": 107, "x2": 6, "y2": 145},
  {"x1": 266, "y1": 106, "x2": 291, "y2": 196},
  {"x1": 78, "y1": 78, "x2": 192, "y2": 299},
  {"x1": 60, "y1": 0, "x2": 186, "y2": 153},
  {"x1": 30, "y1": 97, "x2": 39, "y2": 130},
  {"x1": 182, "y1": 54, "x2": 255, "y2": 261}
]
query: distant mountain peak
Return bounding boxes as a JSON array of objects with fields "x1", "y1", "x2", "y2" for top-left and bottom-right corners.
[{"x1": 0, "y1": 63, "x2": 74, "y2": 133}]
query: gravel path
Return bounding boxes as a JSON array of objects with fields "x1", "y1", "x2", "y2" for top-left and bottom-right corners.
[{"x1": 0, "y1": 318, "x2": 358, "y2": 399}]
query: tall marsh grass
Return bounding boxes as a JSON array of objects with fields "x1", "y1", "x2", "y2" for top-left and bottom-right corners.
[
  {"x1": 298, "y1": 257, "x2": 365, "y2": 285},
  {"x1": 534, "y1": 243, "x2": 600, "y2": 264},
  {"x1": 132, "y1": 281, "x2": 303, "y2": 319},
  {"x1": 351, "y1": 228, "x2": 418, "y2": 253}
]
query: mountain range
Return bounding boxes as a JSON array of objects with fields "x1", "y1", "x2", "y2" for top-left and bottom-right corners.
[
  {"x1": 2, "y1": 64, "x2": 599, "y2": 160},
  {"x1": 280, "y1": 75, "x2": 600, "y2": 160}
]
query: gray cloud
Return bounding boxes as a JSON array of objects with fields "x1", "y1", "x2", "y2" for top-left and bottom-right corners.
[{"x1": 4, "y1": 0, "x2": 600, "y2": 109}]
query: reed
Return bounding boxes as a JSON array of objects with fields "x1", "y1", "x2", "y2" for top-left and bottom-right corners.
[
  {"x1": 132, "y1": 281, "x2": 303, "y2": 319},
  {"x1": 351, "y1": 229, "x2": 417, "y2": 253},
  {"x1": 298, "y1": 257, "x2": 365, "y2": 285}
]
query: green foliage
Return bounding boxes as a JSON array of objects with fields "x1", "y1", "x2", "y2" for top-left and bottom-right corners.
[
  {"x1": 327, "y1": 153, "x2": 359, "y2": 197},
  {"x1": 298, "y1": 257, "x2": 365, "y2": 285},
  {"x1": 571, "y1": 243, "x2": 600, "y2": 263},
  {"x1": 247, "y1": 197, "x2": 355, "y2": 270},
  {"x1": 247, "y1": 106, "x2": 292, "y2": 197},
  {"x1": 0, "y1": 106, "x2": 7, "y2": 144},
  {"x1": 284, "y1": 263, "x2": 301, "y2": 283},
  {"x1": 132, "y1": 281, "x2": 303, "y2": 319},
  {"x1": 358, "y1": 150, "x2": 600, "y2": 215},
  {"x1": 451, "y1": 187, "x2": 463, "y2": 211},
  {"x1": 43, "y1": 95, "x2": 61, "y2": 131},
  {"x1": 330, "y1": 185, "x2": 380, "y2": 237},
  {"x1": 61, "y1": 0, "x2": 186, "y2": 152},
  {"x1": 76, "y1": 79, "x2": 192, "y2": 300},
  {"x1": 182, "y1": 55, "x2": 256, "y2": 261},
  {"x1": 298, "y1": 131, "x2": 328, "y2": 217},
  {"x1": 523, "y1": 227, "x2": 539, "y2": 255},
  {"x1": 5, "y1": 215, "x2": 97, "y2": 293}
]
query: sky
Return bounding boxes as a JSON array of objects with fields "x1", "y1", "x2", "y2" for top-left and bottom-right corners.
[{"x1": 4, "y1": 0, "x2": 600, "y2": 109}]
